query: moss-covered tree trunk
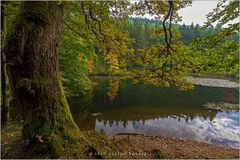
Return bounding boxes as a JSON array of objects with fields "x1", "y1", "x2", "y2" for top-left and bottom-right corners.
[
  {"x1": 4, "y1": 1, "x2": 79, "y2": 155},
  {"x1": 1, "y1": 1, "x2": 10, "y2": 124},
  {"x1": 1, "y1": 47, "x2": 10, "y2": 125}
]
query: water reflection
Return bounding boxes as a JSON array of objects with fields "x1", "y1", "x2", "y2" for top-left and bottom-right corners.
[
  {"x1": 95, "y1": 111, "x2": 240, "y2": 148},
  {"x1": 68, "y1": 78, "x2": 239, "y2": 148},
  {"x1": 107, "y1": 78, "x2": 120, "y2": 101}
]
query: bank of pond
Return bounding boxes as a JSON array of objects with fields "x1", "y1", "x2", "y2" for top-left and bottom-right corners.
[
  {"x1": 2, "y1": 76, "x2": 239, "y2": 158},
  {"x1": 69, "y1": 77, "x2": 239, "y2": 148}
]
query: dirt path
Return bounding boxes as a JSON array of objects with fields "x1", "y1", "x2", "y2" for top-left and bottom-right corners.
[{"x1": 111, "y1": 134, "x2": 239, "y2": 159}]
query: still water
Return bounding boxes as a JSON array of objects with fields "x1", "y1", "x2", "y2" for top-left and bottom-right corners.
[{"x1": 68, "y1": 78, "x2": 239, "y2": 148}]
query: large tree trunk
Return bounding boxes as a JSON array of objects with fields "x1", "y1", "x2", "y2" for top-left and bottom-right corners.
[
  {"x1": 1, "y1": 1, "x2": 10, "y2": 124},
  {"x1": 4, "y1": 1, "x2": 79, "y2": 155}
]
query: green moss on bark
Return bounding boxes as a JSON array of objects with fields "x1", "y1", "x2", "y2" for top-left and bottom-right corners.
[
  {"x1": 20, "y1": 2, "x2": 58, "y2": 24},
  {"x1": 16, "y1": 78, "x2": 32, "y2": 90},
  {"x1": 3, "y1": 1, "x2": 117, "y2": 158}
]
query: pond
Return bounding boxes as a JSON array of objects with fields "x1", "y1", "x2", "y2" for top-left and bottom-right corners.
[{"x1": 68, "y1": 77, "x2": 239, "y2": 148}]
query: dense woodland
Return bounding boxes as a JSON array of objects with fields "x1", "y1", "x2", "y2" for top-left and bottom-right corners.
[
  {"x1": 1, "y1": 1, "x2": 239, "y2": 159},
  {"x1": 126, "y1": 17, "x2": 222, "y2": 46},
  {"x1": 62, "y1": 16, "x2": 239, "y2": 95}
]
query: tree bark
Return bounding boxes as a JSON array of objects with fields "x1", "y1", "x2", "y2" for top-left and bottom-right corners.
[
  {"x1": 1, "y1": 1, "x2": 10, "y2": 124},
  {"x1": 4, "y1": 1, "x2": 79, "y2": 155}
]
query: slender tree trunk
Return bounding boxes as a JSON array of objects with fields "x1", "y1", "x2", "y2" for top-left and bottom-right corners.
[
  {"x1": 4, "y1": 1, "x2": 79, "y2": 155},
  {"x1": 1, "y1": 1, "x2": 10, "y2": 124}
]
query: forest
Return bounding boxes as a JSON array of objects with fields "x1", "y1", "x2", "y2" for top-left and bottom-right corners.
[{"x1": 1, "y1": 0, "x2": 239, "y2": 159}]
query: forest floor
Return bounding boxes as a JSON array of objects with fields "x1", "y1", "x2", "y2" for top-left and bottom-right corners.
[{"x1": 1, "y1": 119, "x2": 239, "y2": 159}]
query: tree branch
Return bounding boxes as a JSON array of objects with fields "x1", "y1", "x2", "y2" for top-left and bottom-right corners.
[
  {"x1": 162, "y1": 1, "x2": 174, "y2": 52},
  {"x1": 62, "y1": 20, "x2": 90, "y2": 39}
]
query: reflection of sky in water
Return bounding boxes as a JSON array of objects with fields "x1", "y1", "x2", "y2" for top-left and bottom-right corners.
[{"x1": 96, "y1": 111, "x2": 240, "y2": 148}]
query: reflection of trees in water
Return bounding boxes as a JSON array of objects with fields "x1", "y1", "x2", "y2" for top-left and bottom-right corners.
[
  {"x1": 223, "y1": 90, "x2": 235, "y2": 102},
  {"x1": 96, "y1": 112, "x2": 217, "y2": 129},
  {"x1": 107, "y1": 78, "x2": 120, "y2": 101},
  {"x1": 67, "y1": 85, "x2": 95, "y2": 130},
  {"x1": 68, "y1": 78, "x2": 238, "y2": 131},
  {"x1": 70, "y1": 105, "x2": 217, "y2": 131}
]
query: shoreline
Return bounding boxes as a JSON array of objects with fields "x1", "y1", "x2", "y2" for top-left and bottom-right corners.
[
  {"x1": 203, "y1": 102, "x2": 239, "y2": 111},
  {"x1": 1, "y1": 120, "x2": 239, "y2": 159},
  {"x1": 111, "y1": 134, "x2": 239, "y2": 159},
  {"x1": 89, "y1": 74, "x2": 239, "y2": 88}
]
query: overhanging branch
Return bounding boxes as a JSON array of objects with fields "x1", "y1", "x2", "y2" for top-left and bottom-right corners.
[
  {"x1": 162, "y1": 1, "x2": 174, "y2": 52},
  {"x1": 62, "y1": 20, "x2": 90, "y2": 39}
]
